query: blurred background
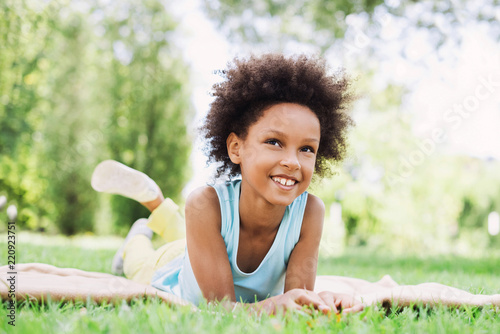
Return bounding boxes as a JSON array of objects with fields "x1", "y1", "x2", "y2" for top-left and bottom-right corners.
[{"x1": 1, "y1": 0, "x2": 499, "y2": 256}]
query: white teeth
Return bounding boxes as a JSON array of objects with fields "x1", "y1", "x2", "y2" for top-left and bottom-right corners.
[{"x1": 272, "y1": 177, "x2": 296, "y2": 186}]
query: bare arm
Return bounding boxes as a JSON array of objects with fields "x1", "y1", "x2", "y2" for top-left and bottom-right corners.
[
  {"x1": 284, "y1": 193, "x2": 325, "y2": 291},
  {"x1": 281, "y1": 194, "x2": 363, "y2": 314},
  {"x1": 185, "y1": 186, "x2": 236, "y2": 302}
]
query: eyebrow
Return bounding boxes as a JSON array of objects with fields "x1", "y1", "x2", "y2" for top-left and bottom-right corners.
[{"x1": 261, "y1": 129, "x2": 319, "y2": 143}]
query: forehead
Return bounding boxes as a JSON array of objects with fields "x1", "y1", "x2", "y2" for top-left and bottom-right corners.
[{"x1": 248, "y1": 103, "x2": 320, "y2": 136}]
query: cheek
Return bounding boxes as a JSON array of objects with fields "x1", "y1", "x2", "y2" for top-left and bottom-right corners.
[
  {"x1": 241, "y1": 143, "x2": 261, "y2": 163},
  {"x1": 302, "y1": 156, "x2": 317, "y2": 173}
]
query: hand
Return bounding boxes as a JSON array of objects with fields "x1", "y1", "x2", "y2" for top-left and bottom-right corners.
[
  {"x1": 257, "y1": 289, "x2": 334, "y2": 315},
  {"x1": 318, "y1": 291, "x2": 364, "y2": 314}
]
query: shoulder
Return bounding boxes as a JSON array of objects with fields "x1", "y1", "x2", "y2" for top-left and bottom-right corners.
[
  {"x1": 186, "y1": 185, "x2": 219, "y2": 206},
  {"x1": 185, "y1": 185, "x2": 221, "y2": 229},
  {"x1": 304, "y1": 193, "x2": 325, "y2": 221},
  {"x1": 300, "y1": 193, "x2": 325, "y2": 237},
  {"x1": 305, "y1": 193, "x2": 325, "y2": 213}
]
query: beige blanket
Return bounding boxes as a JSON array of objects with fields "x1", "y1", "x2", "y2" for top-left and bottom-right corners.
[
  {"x1": 1, "y1": 264, "x2": 498, "y2": 309},
  {"x1": 0, "y1": 264, "x2": 191, "y2": 308}
]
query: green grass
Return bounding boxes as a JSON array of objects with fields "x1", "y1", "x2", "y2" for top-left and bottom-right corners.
[{"x1": 1, "y1": 232, "x2": 499, "y2": 333}]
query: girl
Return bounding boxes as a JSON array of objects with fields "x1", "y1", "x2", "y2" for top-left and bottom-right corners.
[{"x1": 91, "y1": 53, "x2": 361, "y2": 314}]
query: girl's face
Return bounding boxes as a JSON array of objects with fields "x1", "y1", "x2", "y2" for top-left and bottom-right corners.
[{"x1": 228, "y1": 103, "x2": 321, "y2": 207}]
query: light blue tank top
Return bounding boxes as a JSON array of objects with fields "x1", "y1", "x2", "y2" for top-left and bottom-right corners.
[{"x1": 151, "y1": 179, "x2": 308, "y2": 305}]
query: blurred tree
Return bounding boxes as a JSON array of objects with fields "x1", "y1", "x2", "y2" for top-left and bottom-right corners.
[
  {"x1": 0, "y1": 0, "x2": 193, "y2": 235},
  {"x1": 0, "y1": 0, "x2": 56, "y2": 230},
  {"x1": 36, "y1": 6, "x2": 98, "y2": 234}
]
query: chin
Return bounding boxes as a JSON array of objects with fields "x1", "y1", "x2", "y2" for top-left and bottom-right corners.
[{"x1": 269, "y1": 196, "x2": 296, "y2": 207}]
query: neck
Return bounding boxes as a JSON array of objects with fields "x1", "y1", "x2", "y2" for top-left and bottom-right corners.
[{"x1": 238, "y1": 182, "x2": 286, "y2": 235}]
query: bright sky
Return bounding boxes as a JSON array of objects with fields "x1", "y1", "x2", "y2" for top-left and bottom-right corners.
[{"x1": 408, "y1": 28, "x2": 500, "y2": 160}]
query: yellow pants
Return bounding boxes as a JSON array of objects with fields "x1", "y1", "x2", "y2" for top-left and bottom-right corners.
[{"x1": 123, "y1": 198, "x2": 186, "y2": 285}]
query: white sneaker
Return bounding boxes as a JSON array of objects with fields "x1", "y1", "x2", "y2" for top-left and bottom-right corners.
[
  {"x1": 91, "y1": 160, "x2": 159, "y2": 202},
  {"x1": 111, "y1": 218, "x2": 153, "y2": 275}
]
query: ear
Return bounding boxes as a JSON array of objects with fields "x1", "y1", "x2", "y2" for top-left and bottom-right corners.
[{"x1": 226, "y1": 132, "x2": 242, "y2": 164}]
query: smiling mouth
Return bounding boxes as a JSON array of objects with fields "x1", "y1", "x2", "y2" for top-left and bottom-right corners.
[{"x1": 271, "y1": 176, "x2": 298, "y2": 186}]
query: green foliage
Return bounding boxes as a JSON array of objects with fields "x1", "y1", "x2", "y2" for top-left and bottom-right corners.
[
  {"x1": 0, "y1": 0, "x2": 193, "y2": 234},
  {"x1": 0, "y1": 0, "x2": 57, "y2": 231}
]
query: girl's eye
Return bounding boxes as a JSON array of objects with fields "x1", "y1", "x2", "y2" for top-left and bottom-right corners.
[
  {"x1": 265, "y1": 139, "x2": 280, "y2": 146},
  {"x1": 301, "y1": 146, "x2": 315, "y2": 153}
]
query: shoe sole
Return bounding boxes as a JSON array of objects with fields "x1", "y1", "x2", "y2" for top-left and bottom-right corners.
[{"x1": 91, "y1": 160, "x2": 158, "y2": 202}]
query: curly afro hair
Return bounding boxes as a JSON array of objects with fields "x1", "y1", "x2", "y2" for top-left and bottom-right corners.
[{"x1": 200, "y1": 53, "x2": 354, "y2": 180}]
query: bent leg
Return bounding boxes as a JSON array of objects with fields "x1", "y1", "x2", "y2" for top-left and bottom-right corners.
[
  {"x1": 117, "y1": 199, "x2": 186, "y2": 282},
  {"x1": 122, "y1": 235, "x2": 186, "y2": 285},
  {"x1": 147, "y1": 198, "x2": 185, "y2": 242},
  {"x1": 91, "y1": 159, "x2": 185, "y2": 240},
  {"x1": 122, "y1": 235, "x2": 156, "y2": 284}
]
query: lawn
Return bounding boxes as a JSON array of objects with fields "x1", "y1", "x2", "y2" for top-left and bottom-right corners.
[{"x1": 1, "y1": 232, "x2": 499, "y2": 333}]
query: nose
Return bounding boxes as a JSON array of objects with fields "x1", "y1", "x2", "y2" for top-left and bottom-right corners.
[{"x1": 280, "y1": 150, "x2": 301, "y2": 170}]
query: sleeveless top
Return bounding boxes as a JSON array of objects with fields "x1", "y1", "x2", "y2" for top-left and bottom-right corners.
[{"x1": 150, "y1": 179, "x2": 308, "y2": 305}]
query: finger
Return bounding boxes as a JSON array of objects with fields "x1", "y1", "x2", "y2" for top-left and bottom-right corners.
[
  {"x1": 312, "y1": 297, "x2": 336, "y2": 315},
  {"x1": 295, "y1": 291, "x2": 321, "y2": 306},
  {"x1": 262, "y1": 302, "x2": 276, "y2": 315},
  {"x1": 318, "y1": 293, "x2": 338, "y2": 314},
  {"x1": 296, "y1": 291, "x2": 331, "y2": 313},
  {"x1": 342, "y1": 304, "x2": 364, "y2": 314},
  {"x1": 335, "y1": 295, "x2": 357, "y2": 312},
  {"x1": 320, "y1": 304, "x2": 336, "y2": 315},
  {"x1": 335, "y1": 298, "x2": 342, "y2": 309}
]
